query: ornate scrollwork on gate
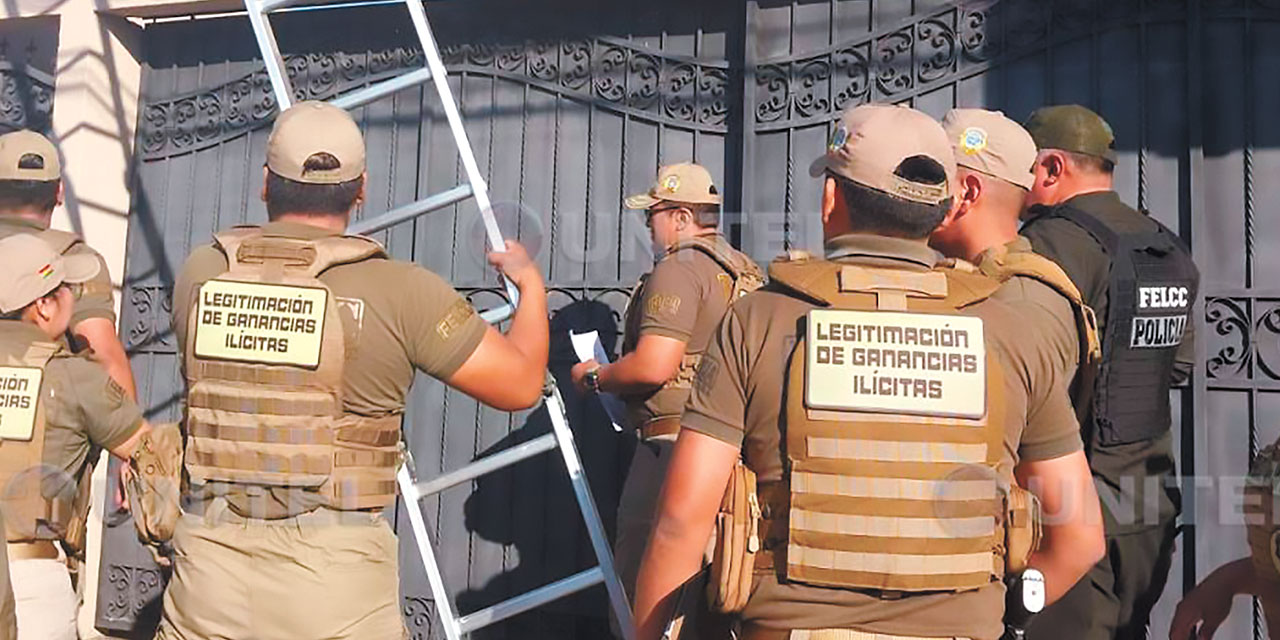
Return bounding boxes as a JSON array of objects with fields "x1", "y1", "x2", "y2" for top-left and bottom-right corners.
[
  {"x1": 0, "y1": 62, "x2": 54, "y2": 133},
  {"x1": 139, "y1": 37, "x2": 728, "y2": 160},
  {"x1": 1204, "y1": 295, "x2": 1280, "y2": 385},
  {"x1": 102, "y1": 564, "x2": 163, "y2": 623},
  {"x1": 125, "y1": 285, "x2": 175, "y2": 355}
]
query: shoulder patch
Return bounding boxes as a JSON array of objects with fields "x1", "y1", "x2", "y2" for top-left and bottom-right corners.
[
  {"x1": 646, "y1": 293, "x2": 682, "y2": 318},
  {"x1": 107, "y1": 377, "x2": 126, "y2": 404},
  {"x1": 436, "y1": 298, "x2": 477, "y2": 341}
]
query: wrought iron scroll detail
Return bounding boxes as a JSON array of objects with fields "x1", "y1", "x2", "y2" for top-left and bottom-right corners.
[
  {"x1": 139, "y1": 37, "x2": 728, "y2": 160},
  {"x1": 102, "y1": 564, "x2": 163, "y2": 623},
  {"x1": 126, "y1": 285, "x2": 175, "y2": 355},
  {"x1": 1204, "y1": 295, "x2": 1280, "y2": 384},
  {"x1": 0, "y1": 63, "x2": 54, "y2": 133}
]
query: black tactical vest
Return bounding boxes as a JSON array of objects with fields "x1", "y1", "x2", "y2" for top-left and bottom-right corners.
[{"x1": 1032, "y1": 203, "x2": 1199, "y2": 446}]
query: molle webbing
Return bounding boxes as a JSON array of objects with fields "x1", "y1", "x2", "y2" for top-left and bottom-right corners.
[
  {"x1": 184, "y1": 227, "x2": 399, "y2": 510},
  {"x1": 661, "y1": 238, "x2": 764, "y2": 392},
  {"x1": 0, "y1": 340, "x2": 74, "y2": 542},
  {"x1": 775, "y1": 261, "x2": 1009, "y2": 593}
]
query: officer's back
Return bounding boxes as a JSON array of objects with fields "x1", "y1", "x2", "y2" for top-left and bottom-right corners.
[{"x1": 630, "y1": 104, "x2": 1103, "y2": 640}]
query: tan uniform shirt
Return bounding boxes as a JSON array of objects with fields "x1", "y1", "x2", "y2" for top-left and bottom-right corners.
[
  {"x1": 0, "y1": 217, "x2": 116, "y2": 328},
  {"x1": 682, "y1": 235, "x2": 1082, "y2": 640},
  {"x1": 172, "y1": 221, "x2": 488, "y2": 518},
  {"x1": 0, "y1": 321, "x2": 143, "y2": 506},
  {"x1": 980, "y1": 236, "x2": 1081, "y2": 385},
  {"x1": 620, "y1": 233, "x2": 746, "y2": 429}
]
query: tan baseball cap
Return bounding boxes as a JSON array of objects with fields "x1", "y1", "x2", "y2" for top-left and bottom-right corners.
[
  {"x1": 0, "y1": 130, "x2": 60, "y2": 181},
  {"x1": 1023, "y1": 104, "x2": 1117, "y2": 163},
  {"x1": 266, "y1": 101, "x2": 365, "y2": 184},
  {"x1": 624, "y1": 163, "x2": 722, "y2": 209},
  {"x1": 0, "y1": 233, "x2": 100, "y2": 313},
  {"x1": 808, "y1": 104, "x2": 956, "y2": 205},
  {"x1": 942, "y1": 108, "x2": 1037, "y2": 190}
]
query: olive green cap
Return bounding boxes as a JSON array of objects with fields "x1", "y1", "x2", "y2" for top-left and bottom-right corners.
[{"x1": 1023, "y1": 104, "x2": 1117, "y2": 163}]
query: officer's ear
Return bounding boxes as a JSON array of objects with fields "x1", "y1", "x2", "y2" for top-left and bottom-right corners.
[
  {"x1": 958, "y1": 172, "x2": 982, "y2": 211},
  {"x1": 353, "y1": 171, "x2": 367, "y2": 208},
  {"x1": 821, "y1": 176, "x2": 838, "y2": 225},
  {"x1": 54, "y1": 180, "x2": 64, "y2": 208},
  {"x1": 1040, "y1": 152, "x2": 1066, "y2": 186},
  {"x1": 260, "y1": 166, "x2": 269, "y2": 203}
]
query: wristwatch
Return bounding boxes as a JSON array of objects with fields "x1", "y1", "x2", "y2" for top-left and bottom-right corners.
[{"x1": 583, "y1": 366, "x2": 602, "y2": 393}]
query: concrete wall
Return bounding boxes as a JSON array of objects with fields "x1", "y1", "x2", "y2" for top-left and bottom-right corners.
[{"x1": 0, "y1": 1, "x2": 214, "y2": 636}]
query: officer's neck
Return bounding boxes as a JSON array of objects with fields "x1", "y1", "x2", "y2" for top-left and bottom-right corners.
[
  {"x1": 0, "y1": 209, "x2": 52, "y2": 227},
  {"x1": 966, "y1": 204, "x2": 1020, "y2": 263},
  {"x1": 270, "y1": 212, "x2": 349, "y2": 233},
  {"x1": 1047, "y1": 181, "x2": 1113, "y2": 207}
]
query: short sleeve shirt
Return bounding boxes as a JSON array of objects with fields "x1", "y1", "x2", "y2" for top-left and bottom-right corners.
[
  {"x1": 0, "y1": 218, "x2": 116, "y2": 327},
  {"x1": 1, "y1": 322, "x2": 144, "y2": 500},
  {"x1": 171, "y1": 221, "x2": 488, "y2": 516},
  {"x1": 621, "y1": 234, "x2": 749, "y2": 427},
  {"x1": 681, "y1": 234, "x2": 1082, "y2": 639}
]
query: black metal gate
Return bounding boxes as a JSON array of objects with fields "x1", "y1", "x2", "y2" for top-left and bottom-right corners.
[{"x1": 102, "y1": 1, "x2": 1280, "y2": 638}]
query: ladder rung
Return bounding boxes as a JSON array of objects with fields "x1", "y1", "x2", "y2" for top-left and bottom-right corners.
[
  {"x1": 348, "y1": 184, "x2": 473, "y2": 235},
  {"x1": 414, "y1": 433, "x2": 557, "y2": 497},
  {"x1": 258, "y1": 0, "x2": 307, "y2": 11},
  {"x1": 457, "y1": 567, "x2": 605, "y2": 633},
  {"x1": 330, "y1": 67, "x2": 433, "y2": 111},
  {"x1": 479, "y1": 304, "x2": 514, "y2": 324}
]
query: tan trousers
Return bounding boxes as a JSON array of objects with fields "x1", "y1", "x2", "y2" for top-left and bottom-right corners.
[
  {"x1": 614, "y1": 436, "x2": 677, "y2": 600},
  {"x1": 155, "y1": 498, "x2": 407, "y2": 640},
  {"x1": 10, "y1": 558, "x2": 76, "y2": 640}
]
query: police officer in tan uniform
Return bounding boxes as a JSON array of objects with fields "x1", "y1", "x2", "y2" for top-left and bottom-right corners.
[
  {"x1": 570, "y1": 163, "x2": 763, "y2": 612},
  {"x1": 0, "y1": 131, "x2": 136, "y2": 400},
  {"x1": 0, "y1": 233, "x2": 152, "y2": 640},
  {"x1": 156, "y1": 101, "x2": 550, "y2": 640},
  {"x1": 631, "y1": 104, "x2": 1104, "y2": 640},
  {"x1": 930, "y1": 108, "x2": 1099, "y2": 425}
]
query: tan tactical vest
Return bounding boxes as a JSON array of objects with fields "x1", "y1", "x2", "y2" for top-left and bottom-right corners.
[
  {"x1": 0, "y1": 333, "x2": 74, "y2": 543},
  {"x1": 183, "y1": 227, "x2": 401, "y2": 510},
  {"x1": 768, "y1": 254, "x2": 1012, "y2": 593},
  {"x1": 975, "y1": 243, "x2": 1101, "y2": 420},
  {"x1": 658, "y1": 235, "x2": 764, "y2": 391}
]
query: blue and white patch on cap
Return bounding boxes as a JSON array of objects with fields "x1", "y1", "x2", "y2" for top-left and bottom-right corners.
[
  {"x1": 828, "y1": 124, "x2": 849, "y2": 152},
  {"x1": 960, "y1": 127, "x2": 988, "y2": 156}
]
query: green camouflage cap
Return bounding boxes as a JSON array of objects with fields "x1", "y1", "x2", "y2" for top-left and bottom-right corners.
[{"x1": 1023, "y1": 104, "x2": 1117, "y2": 163}]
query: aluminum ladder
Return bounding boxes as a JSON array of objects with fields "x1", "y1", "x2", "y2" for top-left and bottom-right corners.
[{"x1": 242, "y1": 1, "x2": 636, "y2": 638}]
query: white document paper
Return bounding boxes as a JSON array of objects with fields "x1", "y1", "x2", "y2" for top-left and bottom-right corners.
[{"x1": 570, "y1": 330, "x2": 626, "y2": 432}]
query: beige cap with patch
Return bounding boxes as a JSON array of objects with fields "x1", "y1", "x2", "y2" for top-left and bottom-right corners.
[
  {"x1": 624, "y1": 163, "x2": 722, "y2": 209},
  {"x1": 942, "y1": 108, "x2": 1037, "y2": 190},
  {"x1": 0, "y1": 233, "x2": 100, "y2": 313},
  {"x1": 0, "y1": 130, "x2": 60, "y2": 181},
  {"x1": 266, "y1": 101, "x2": 365, "y2": 184},
  {"x1": 808, "y1": 104, "x2": 956, "y2": 205}
]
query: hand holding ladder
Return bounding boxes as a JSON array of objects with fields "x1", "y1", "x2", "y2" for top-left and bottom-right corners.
[{"x1": 242, "y1": 1, "x2": 637, "y2": 637}]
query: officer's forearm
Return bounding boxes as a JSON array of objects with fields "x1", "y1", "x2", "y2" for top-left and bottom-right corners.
[
  {"x1": 1028, "y1": 523, "x2": 1105, "y2": 604},
  {"x1": 505, "y1": 278, "x2": 549, "y2": 377},
  {"x1": 633, "y1": 507, "x2": 711, "y2": 640},
  {"x1": 599, "y1": 335, "x2": 687, "y2": 394},
  {"x1": 599, "y1": 353, "x2": 667, "y2": 395}
]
